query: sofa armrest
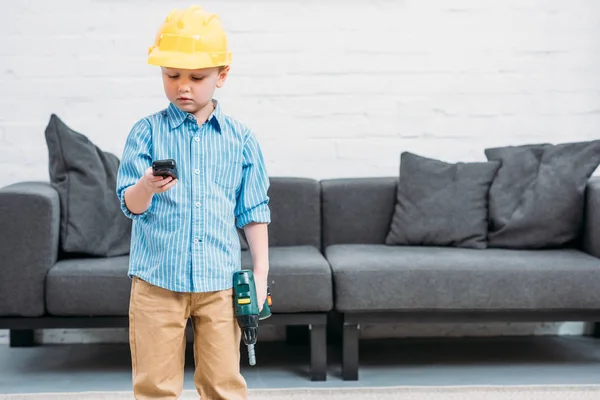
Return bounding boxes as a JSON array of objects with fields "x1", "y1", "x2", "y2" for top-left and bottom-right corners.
[
  {"x1": 0, "y1": 182, "x2": 60, "y2": 316},
  {"x1": 583, "y1": 177, "x2": 600, "y2": 259}
]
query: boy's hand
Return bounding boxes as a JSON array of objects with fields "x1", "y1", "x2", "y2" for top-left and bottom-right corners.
[
  {"x1": 254, "y1": 273, "x2": 268, "y2": 312},
  {"x1": 141, "y1": 167, "x2": 177, "y2": 193}
]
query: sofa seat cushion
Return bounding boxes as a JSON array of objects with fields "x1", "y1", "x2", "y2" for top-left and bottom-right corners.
[
  {"x1": 326, "y1": 244, "x2": 600, "y2": 312},
  {"x1": 46, "y1": 256, "x2": 130, "y2": 316},
  {"x1": 242, "y1": 246, "x2": 333, "y2": 313},
  {"x1": 46, "y1": 246, "x2": 332, "y2": 316}
]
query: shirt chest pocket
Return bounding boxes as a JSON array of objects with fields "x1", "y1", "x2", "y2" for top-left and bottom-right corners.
[{"x1": 213, "y1": 151, "x2": 243, "y2": 189}]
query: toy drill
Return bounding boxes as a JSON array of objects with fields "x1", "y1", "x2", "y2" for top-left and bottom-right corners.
[{"x1": 233, "y1": 270, "x2": 272, "y2": 366}]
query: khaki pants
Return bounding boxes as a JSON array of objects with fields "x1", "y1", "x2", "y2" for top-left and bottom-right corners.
[{"x1": 129, "y1": 276, "x2": 247, "y2": 399}]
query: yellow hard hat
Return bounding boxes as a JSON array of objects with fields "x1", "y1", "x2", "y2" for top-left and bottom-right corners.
[{"x1": 148, "y1": 5, "x2": 232, "y2": 70}]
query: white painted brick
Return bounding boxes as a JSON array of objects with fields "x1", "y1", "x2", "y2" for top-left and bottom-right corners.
[
  {"x1": 260, "y1": 138, "x2": 337, "y2": 163},
  {"x1": 1, "y1": 0, "x2": 600, "y2": 343},
  {"x1": 334, "y1": 137, "x2": 487, "y2": 165},
  {"x1": 267, "y1": 159, "x2": 394, "y2": 181}
]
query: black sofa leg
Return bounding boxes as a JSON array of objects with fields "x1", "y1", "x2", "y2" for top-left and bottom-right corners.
[
  {"x1": 9, "y1": 329, "x2": 35, "y2": 347},
  {"x1": 342, "y1": 323, "x2": 359, "y2": 381},
  {"x1": 592, "y1": 323, "x2": 600, "y2": 338},
  {"x1": 309, "y1": 323, "x2": 327, "y2": 381}
]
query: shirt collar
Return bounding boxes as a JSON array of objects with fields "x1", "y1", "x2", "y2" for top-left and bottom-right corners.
[
  {"x1": 167, "y1": 100, "x2": 224, "y2": 133},
  {"x1": 210, "y1": 100, "x2": 225, "y2": 133}
]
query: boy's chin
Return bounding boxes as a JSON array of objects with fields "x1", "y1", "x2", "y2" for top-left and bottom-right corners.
[{"x1": 175, "y1": 101, "x2": 199, "y2": 112}]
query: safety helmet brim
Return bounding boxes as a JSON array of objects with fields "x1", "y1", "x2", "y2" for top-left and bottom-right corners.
[{"x1": 148, "y1": 49, "x2": 231, "y2": 70}]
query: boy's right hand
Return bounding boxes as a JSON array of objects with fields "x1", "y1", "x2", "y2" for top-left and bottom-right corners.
[{"x1": 140, "y1": 167, "x2": 178, "y2": 193}]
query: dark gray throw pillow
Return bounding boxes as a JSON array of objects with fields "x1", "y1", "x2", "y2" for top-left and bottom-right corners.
[
  {"x1": 485, "y1": 140, "x2": 600, "y2": 249},
  {"x1": 44, "y1": 114, "x2": 131, "y2": 257},
  {"x1": 386, "y1": 152, "x2": 501, "y2": 249}
]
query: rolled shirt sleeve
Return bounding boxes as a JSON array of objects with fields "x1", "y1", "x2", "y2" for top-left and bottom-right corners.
[
  {"x1": 116, "y1": 119, "x2": 153, "y2": 220},
  {"x1": 235, "y1": 130, "x2": 271, "y2": 228}
]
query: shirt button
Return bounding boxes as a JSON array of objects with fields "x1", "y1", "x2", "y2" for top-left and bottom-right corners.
[
  {"x1": 193, "y1": 238, "x2": 199, "y2": 244},
  {"x1": 194, "y1": 137, "x2": 200, "y2": 142},
  {"x1": 195, "y1": 202, "x2": 201, "y2": 208},
  {"x1": 194, "y1": 169, "x2": 200, "y2": 175}
]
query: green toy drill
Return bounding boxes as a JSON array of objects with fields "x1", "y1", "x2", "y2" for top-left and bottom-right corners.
[{"x1": 232, "y1": 270, "x2": 272, "y2": 366}]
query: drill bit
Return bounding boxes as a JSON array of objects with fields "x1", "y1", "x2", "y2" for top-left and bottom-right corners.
[{"x1": 248, "y1": 343, "x2": 256, "y2": 366}]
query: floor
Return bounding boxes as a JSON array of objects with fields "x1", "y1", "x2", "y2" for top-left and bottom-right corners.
[{"x1": 1, "y1": 336, "x2": 600, "y2": 394}]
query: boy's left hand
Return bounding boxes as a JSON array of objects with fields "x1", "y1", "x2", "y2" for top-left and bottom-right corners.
[{"x1": 254, "y1": 273, "x2": 268, "y2": 312}]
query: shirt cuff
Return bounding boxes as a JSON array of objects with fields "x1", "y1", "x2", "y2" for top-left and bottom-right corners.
[
  {"x1": 236, "y1": 203, "x2": 271, "y2": 229},
  {"x1": 119, "y1": 188, "x2": 152, "y2": 220}
]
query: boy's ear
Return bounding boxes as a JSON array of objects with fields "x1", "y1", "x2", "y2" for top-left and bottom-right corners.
[{"x1": 216, "y1": 66, "x2": 230, "y2": 88}]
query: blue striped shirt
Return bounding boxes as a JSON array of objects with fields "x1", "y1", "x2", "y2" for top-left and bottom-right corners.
[{"x1": 116, "y1": 100, "x2": 270, "y2": 293}]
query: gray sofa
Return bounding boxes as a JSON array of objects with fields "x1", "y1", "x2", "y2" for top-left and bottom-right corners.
[
  {"x1": 322, "y1": 176, "x2": 600, "y2": 380},
  {"x1": 2, "y1": 175, "x2": 600, "y2": 382},
  {"x1": 0, "y1": 177, "x2": 332, "y2": 381}
]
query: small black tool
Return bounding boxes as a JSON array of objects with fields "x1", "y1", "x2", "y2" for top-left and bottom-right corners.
[{"x1": 152, "y1": 159, "x2": 178, "y2": 179}]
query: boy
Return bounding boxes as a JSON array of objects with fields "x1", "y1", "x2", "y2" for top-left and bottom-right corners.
[{"x1": 116, "y1": 5, "x2": 270, "y2": 400}]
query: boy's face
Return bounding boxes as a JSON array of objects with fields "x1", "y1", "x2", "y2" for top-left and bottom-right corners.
[{"x1": 161, "y1": 66, "x2": 229, "y2": 114}]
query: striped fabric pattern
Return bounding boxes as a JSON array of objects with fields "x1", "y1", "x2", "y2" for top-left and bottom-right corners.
[{"x1": 116, "y1": 100, "x2": 270, "y2": 293}]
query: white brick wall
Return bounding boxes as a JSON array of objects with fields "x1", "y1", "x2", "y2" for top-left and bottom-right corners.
[{"x1": 0, "y1": 0, "x2": 599, "y2": 343}]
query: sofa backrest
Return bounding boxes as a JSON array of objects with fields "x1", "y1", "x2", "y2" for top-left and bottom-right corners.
[
  {"x1": 321, "y1": 177, "x2": 397, "y2": 248},
  {"x1": 267, "y1": 177, "x2": 321, "y2": 248}
]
